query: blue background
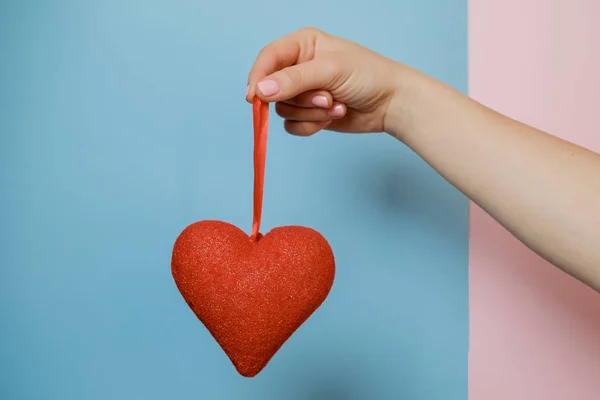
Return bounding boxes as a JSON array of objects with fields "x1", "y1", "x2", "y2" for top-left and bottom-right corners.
[{"x1": 0, "y1": 1, "x2": 468, "y2": 399}]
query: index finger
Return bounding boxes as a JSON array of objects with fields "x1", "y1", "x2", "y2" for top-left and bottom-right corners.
[{"x1": 246, "y1": 27, "x2": 322, "y2": 103}]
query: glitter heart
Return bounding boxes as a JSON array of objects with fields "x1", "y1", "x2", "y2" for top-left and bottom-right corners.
[{"x1": 171, "y1": 220, "x2": 335, "y2": 377}]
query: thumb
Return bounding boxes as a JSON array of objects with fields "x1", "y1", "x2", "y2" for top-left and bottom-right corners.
[{"x1": 253, "y1": 57, "x2": 345, "y2": 103}]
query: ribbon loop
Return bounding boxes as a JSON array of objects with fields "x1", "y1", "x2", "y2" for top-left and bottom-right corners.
[{"x1": 250, "y1": 97, "x2": 269, "y2": 241}]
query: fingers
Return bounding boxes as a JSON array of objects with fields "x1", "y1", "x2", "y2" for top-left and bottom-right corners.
[
  {"x1": 251, "y1": 57, "x2": 343, "y2": 103},
  {"x1": 284, "y1": 120, "x2": 332, "y2": 137},
  {"x1": 246, "y1": 27, "x2": 348, "y2": 137},
  {"x1": 276, "y1": 101, "x2": 346, "y2": 137},
  {"x1": 275, "y1": 101, "x2": 346, "y2": 121},
  {"x1": 246, "y1": 27, "x2": 323, "y2": 102},
  {"x1": 282, "y1": 90, "x2": 334, "y2": 108}
]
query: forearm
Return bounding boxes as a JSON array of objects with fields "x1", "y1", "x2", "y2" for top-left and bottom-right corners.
[{"x1": 387, "y1": 68, "x2": 600, "y2": 291}]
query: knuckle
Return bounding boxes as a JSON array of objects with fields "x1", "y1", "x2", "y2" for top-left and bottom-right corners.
[
  {"x1": 257, "y1": 45, "x2": 270, "y2": 58},
  {"x1": 256, "y1": 44, "x2": 278, "y2": 65},
  {"x1": 283, "y1": 120, "x2": 296, "y2": 134},
  {"x1": 297, "y1": 26, "x2": 322, "y2": 36},
  {"x1": 281, "y1": 66, "x2": 303, "y2": 87},
  {"x1": 284, "y1": 120, "x2": 313, "y2": 136},
  {"x1": 274, "y1": 102, "x2": 287, "y2": 116}
]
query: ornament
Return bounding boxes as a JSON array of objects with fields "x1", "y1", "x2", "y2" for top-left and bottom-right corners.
[{"x1": 171, "y1": 97, "x2": 335, "y2": 377}]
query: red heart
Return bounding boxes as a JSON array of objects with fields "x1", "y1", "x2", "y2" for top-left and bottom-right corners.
[{"x1": 171, "y1": 220, "x2": 335, "y2": 377}]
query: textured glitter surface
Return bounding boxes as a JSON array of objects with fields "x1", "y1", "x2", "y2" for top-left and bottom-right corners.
[{"x1": 171, "y1": 220, "x2": 335, "y2": 377}]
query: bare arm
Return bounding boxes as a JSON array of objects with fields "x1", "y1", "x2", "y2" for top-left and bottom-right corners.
[{"x1": 387, "y1": 67, "x2": 600, "y2": 291}]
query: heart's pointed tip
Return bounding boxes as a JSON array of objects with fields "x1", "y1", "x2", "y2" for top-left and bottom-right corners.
[
  {"x1": 237, "y1": 368, "x2": 261, "y2": 378},
  {"x1": 232, "y1": 361, "x2": 268, "y2": 378}
]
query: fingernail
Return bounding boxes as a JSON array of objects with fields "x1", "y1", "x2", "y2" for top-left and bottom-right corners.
[
  {"x1": 328, "y1": 104, "x2": 344, "y2": 117},
  {"x1": 312, "y1": 95, "x2": 329, "y2": 108},
  {"x1": 245, "y1": 85, "x2": 250, "y2": 97},
  {"x1": 257, "y1": 80, "x2": 279, "y2": 97}
]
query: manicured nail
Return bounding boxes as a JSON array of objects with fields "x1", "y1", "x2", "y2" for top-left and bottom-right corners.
[
  {"x1": 312, "y1": 95, "x2": 329, "y2": 108},
  {"x1": 245, "y1": 85, "x2": 249, "y2": 97},
  {"x1": 257, "y1": 80, "x2": 279, "y2": 97},
  {"x1": 328, "y1": 104, "x2": 344, "y2": 117}
]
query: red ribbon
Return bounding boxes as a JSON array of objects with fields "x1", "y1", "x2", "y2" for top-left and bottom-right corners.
[{"x1": 250, "y1": 97, "x2": 269, "y2": 242}]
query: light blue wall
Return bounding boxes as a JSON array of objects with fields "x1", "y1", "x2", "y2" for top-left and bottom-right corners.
[{"x1": 0, "y1": 1, "x2": 468, "y2": 399}]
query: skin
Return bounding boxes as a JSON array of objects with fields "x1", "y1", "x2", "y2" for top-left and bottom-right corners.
[{"x1": 245, "y1": 27, "x2": 600, "y2": 293}]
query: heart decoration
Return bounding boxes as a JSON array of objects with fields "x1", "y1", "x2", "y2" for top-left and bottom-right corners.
[{"x1": 171, "y1": 97, "x2": 335, "y2": 377}]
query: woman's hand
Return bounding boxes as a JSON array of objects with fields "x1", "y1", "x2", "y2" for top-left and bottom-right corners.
[{"x1": 246, "y1": 27, "x2": 410, "y2": 137}]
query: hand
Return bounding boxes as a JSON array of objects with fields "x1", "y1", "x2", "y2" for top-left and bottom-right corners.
[{"x1": 246, "y1": 27, "x2": 409, "y2": 137}]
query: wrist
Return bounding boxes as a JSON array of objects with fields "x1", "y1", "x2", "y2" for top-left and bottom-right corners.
[
  {"x1": 383, "y1": 64, "x2": 461, "y2": 144},
  {"x1": 382, "y1": 63, "x2": 424, "y2": 142}
]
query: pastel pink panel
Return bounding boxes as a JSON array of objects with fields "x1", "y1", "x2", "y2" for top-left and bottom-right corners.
[{"x1": 469, "y1": 0, "x2": 600, "y2": 399}]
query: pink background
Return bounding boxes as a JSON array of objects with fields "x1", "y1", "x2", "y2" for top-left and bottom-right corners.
[{"x1": 469, "y1": 0, "x2": 600, "y2": 398}]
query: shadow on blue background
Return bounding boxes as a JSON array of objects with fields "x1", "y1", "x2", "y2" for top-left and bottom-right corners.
[{"x1": 0, "y1": 1, "x2": 468, "y2": 399}]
